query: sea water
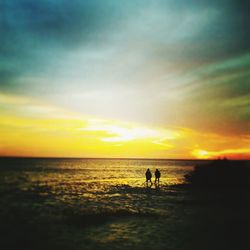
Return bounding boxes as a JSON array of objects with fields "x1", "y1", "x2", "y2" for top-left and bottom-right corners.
[
  {"x1": 2, "y1": 158, "x2": 244, "y2": 250},
  {"x1": 0, "y1": 158, "x2": 197, "y2": 212}
]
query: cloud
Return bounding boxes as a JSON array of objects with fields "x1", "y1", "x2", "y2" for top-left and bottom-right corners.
[{"x1": 0, "y1": 0, "x2": 249, "y2": 148}]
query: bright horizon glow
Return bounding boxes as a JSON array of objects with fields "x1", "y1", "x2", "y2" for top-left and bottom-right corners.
[
  {"x1": 0, "y1": 93, "x2": 249, "y2": 160},
  {"x1": 192, "y1": 148, "x2": 250, "y2": 160}
]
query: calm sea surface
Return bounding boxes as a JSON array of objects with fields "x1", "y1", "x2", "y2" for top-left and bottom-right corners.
[
  {"x1": 0, "y1": 158, "x2": 197, "y2": 206},
  {"x1": 1, "y1": 158, "x2": 248, "y2": 250},
  {"x1": 0, "y1": 158, "x2": 198, "y2": 212}
]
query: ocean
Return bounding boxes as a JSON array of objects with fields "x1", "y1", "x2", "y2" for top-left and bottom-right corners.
[{"x1": 0, "y1": 158, "x2": 249, "y2": 250}]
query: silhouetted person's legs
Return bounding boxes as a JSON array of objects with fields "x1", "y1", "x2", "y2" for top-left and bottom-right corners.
[{"x1": 146, "y1": 178, "x2": 152, "y2": 187}]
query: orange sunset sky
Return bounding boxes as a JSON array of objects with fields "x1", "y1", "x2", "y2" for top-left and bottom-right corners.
[{"x1": 0, "y1": 1, "x2": 249, "y2": 159}]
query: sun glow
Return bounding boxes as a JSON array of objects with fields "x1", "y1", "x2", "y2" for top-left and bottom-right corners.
[
  {"x1": 0, "y1": 94, "x2": 181, "y2": 158},
  {"x1": 192, "y1": 148, "x2": 250, "y2": 160},
  {"x1": 81, "y1": 119, "x2": 177, "y2": 143},
  {"x1": 192, "y1": 149, "x2": 211, "y2": 159},
  {"x1": 0, "y1": 93, "x2": 249, "y2": 159}
]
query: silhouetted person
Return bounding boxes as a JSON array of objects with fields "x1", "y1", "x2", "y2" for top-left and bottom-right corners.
[
  {"x1": 145, "y1": 168, "x2": 152, "y2": 185},
  {"x1": 155, "y1": 169, "x2": 161, "y2": 183}
]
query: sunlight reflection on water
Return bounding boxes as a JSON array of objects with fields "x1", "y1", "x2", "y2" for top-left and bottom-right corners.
[
  {"x1": 0, "y1": 158, "x2": 196, "y2": 215},
  {"x1": 1, "y1": 158, "x2": 249, "y2": 250}
]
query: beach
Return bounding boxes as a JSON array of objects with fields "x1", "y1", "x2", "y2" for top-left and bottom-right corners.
[{"x1": 0, "y1": 158, "x2": 249, "y2": 250}]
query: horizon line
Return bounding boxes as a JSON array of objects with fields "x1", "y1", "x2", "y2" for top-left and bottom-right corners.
[{"x1": 0, "y1": 156, "x2": 249, "y2": 161}]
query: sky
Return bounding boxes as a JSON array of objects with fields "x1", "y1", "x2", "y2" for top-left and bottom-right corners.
[{"x1": 0, "y1": 0, "x2": 249, "y2": 159}]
